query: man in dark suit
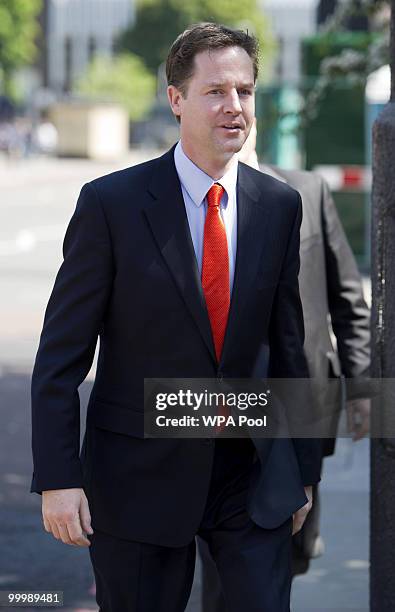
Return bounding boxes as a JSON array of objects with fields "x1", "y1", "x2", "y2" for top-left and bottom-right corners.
[
  {"x1": 196, "y1": 123, "x2": 370, "y2": 611},
  {"x1": 31, "y1": 23, "x2": 321, "y2": 612}
]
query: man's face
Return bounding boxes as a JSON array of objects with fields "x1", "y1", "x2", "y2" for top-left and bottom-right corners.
[{"x1": 168, "y1": 46, "x2": 255, "y2": 164}]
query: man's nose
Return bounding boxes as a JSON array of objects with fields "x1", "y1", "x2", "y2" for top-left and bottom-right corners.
[{"x1": 223, "y1": 91, "x2": 242, "y2": 114}]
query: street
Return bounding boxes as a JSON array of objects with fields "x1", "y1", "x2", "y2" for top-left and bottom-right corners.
[{"x1": 0, "y1": 152, "x2": 369, "y2": 611}]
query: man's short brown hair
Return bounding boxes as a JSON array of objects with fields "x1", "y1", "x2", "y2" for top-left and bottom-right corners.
[{"x1": 166, "y1": 22, "x2": 259, "y2": 96}]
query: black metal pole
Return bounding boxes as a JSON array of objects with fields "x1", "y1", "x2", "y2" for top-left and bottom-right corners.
[{"x1": 370, "y1": 2, "x2": 395, "y2": 610}]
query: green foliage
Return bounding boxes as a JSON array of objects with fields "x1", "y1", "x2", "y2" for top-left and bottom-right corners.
[
  {"x1": 0, "y1": 0, "x2": 42, "y2": 95},
  {"x1": 74, "y1": 53, "x2": 156, "y2": 122},
  {"x1": 303, "y1": 32, "x2": 377, "y2": 77},
  {"x1": 116, "y1": 0, "x2": 273, "y2": 81}
]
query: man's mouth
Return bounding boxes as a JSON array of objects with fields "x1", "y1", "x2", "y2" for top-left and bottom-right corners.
[{"x1": 220, "y1": 124, "x2": 242, "y2": 131}]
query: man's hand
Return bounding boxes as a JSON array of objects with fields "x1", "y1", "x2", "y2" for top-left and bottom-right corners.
[
  {"x1": 292, "y1": 486, "x2": 313, "y2": 535},
  {"x1": 346, "y1": 398, "x2": 370, "y2": 441},
  {"x1": 42, "y1": 488, "x2": 93, "y2": 546}
]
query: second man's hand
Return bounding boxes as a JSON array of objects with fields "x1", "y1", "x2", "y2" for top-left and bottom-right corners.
[
  {"x1": 42, "y1": 487, "x2": 93, "y2": 546},
  {"x1": 347, "y1": 398, "x2": 371, "y2": 441}
]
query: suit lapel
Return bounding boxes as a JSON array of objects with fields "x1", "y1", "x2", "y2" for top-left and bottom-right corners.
[
  {"x1": 144, "y1": 147, "x2": 217, "y2": 364},
  {"x1": 144, "y1": 152, "x2": 272, "y2": 367},
  {"x1": 219, "y1": 163, "x2": 272, "y2": 365}
]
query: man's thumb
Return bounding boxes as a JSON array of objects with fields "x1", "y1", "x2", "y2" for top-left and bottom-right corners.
[{"x1": 79, "y1": 493, "x2": 93, "y2": 534}]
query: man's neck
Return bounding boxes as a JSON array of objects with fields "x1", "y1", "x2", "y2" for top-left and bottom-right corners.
[{"x1": 180, "y1": 141, "x2": 237, "y2": 180}]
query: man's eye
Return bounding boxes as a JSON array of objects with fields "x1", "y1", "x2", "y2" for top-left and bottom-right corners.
[
  {"x1": 210, "y1": 90, "x2": 222, "y2": 94},
  {"x1": 240, "y1": 90, "x2": 252, "y2": 96}
]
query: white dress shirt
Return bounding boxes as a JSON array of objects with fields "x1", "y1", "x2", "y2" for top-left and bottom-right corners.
[{"x1": 174, "y1": 140, "x2": 238, "y2": 294}]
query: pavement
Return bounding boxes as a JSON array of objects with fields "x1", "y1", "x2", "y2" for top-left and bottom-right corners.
[{"x1": 0, "y1": 152, "x2": 370, "y2": 611}]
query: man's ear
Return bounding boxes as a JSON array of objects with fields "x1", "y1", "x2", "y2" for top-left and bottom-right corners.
[{"x1": 167, "y1": 85, "x2": 183, "y2": 121}]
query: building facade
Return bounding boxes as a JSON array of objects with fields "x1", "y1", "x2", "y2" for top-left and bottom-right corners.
[
  {"x1": 45, "y1": 0, "x2": 134, "y2": 92},
  {"x1": 263, "y1": 0, "x2": 320, "y2": 85}
]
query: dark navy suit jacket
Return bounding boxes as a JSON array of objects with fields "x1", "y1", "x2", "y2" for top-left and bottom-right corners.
[{"x1": 31, "y1": 146, "x2": 321, "y2": 546}]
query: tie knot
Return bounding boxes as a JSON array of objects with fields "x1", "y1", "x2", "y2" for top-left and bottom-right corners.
[{"x1": 207, "y1": 183, "x2": 225, "y2": 208}]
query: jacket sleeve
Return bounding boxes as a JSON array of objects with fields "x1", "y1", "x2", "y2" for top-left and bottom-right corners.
[
  {"x1": 321, "y1": 177, "x2": 370, "y2": 378},
  {"x1": 268, "y1": 191, "x2": 322, "y2": 486},
  {"x1": 31, "y1": 182, "x2": 114, "y2": 493}
]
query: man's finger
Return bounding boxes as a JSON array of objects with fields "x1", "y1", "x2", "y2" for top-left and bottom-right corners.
[
  {"x1": 293, "y1": 514, "x2": 307, "y2": 535},
  {"x1": 57, "y1": 523, "x2": 74, "y2": 545},
  {"x1": 79, "y1": 495, "x2": 93, "y2": 535},
  {"x1": 292, "y1": 512, "x2": 301, "y2": 535},
  {"x1": 353, "y1": 407, "x2": 370, "y2": 441},
  {"x1": 48, "y1": 521, "x2": 61, "y2": 541},
  {"x1": 347, "y1": 399, "x2": 371, "y2": 441},
  {"x1": 292, "y1": 501, "x2": 311, "y2": 535},
  {"x1": 292, "y1": 518, "x2": 303, "y2": 535},
  {"x1": 67, "y1": 518, "x2": 91, "y2": 547}
]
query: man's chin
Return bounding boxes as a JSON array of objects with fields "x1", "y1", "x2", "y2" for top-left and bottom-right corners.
[
  {"x1": 219, "y1": 138, "x2": 245, "y2": 156},
  {"x1": 228, "y1": 131, "x2": 248, "y2": 149}
]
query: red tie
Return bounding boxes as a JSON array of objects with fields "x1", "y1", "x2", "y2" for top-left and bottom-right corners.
[{"x1": 201, "y1": 183, "x2": 230, "y2": 362}]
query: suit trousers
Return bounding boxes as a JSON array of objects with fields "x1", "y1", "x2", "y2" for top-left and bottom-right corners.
[
  {"x1": 198, "y1": 483, "x2": 320, "y2": 612},
  {"x1": 88, "y1": 437, "x2": 293, "y2": 612}
]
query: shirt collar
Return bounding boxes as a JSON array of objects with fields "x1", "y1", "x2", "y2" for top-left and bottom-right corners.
[{"x1": 174, "y1": 140, "x2": 238, "y2": 208}]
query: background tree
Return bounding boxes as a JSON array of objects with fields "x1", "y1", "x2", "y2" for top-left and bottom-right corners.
[
  {"x1": 0, "y1": 0, "x2": 42, "y2": 97},
  {"x1": 116, "y1": 0, "x2": 274, "y2": 80},
  {"x1": 74, "y1": 53, "x2": 156, "y2": 122},
  {"x1": 264, "y1": 0, "x2": 390, "y2": 131},
  {"x1": 301, "y1": 0, "x2": 389, "y2": 125}
]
